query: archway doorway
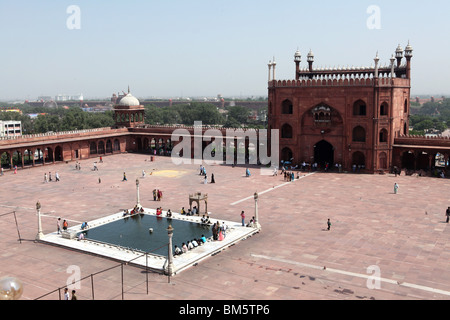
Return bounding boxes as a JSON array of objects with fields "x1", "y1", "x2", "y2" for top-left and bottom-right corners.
[
  {"x1": 314, "y1": 140, "x2": 334, "y2": 168},
  {"x1": 402, "y1": 151, "x2": 415, "y2": 170}
]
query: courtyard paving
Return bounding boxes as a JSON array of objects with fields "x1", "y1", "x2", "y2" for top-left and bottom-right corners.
[{"x1": 0, "y1": 153, "x2": 449, "y2": 300}]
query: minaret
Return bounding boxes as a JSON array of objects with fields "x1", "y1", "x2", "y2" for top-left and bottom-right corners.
[
  {"x1": 268, "y1": 60, "x2": 272, "y2": 81},
  {"x1": 390, "y1": 55, "x2": 396, "y2": 79},
  {"x1": 374, "y1": 52, "x2": 380, "y2": 78},
  {"x1": 395, "y1": 44, "x2": 404, "y2": 68},
  {"x1": 307, "y1": 50, "x2": 314, "y2": 73},
  {"x1": 294, "y1": 49, "x2": 302, "y2": 80},
  {"x1": 272, "y1": 57, "x2": 277, "y2": 81},
  {"x1": 404, "y1": 42, "x2": 413, "y2": 79}
]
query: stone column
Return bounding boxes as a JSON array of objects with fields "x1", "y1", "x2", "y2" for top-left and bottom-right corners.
[
  {"x1": 136, "y1": 178, "x2": 141, "y2": 207},
  {"x1": 165, "y1": 225, "x2": 174, "y2": 276},
  {"x1": 36, "y1": 201, "x2": 44, "y2": 240}
]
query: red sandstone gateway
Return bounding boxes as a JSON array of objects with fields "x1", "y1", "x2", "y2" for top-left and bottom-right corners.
[{"x1": 267, "y1": 44, "x2": 415, "y2": 173}]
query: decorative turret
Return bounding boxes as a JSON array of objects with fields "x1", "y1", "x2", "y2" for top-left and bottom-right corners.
[
  {"x1": 307, "y1": 50, "x2": 314, "y2": 72},
  {"x1": 268, "y1": 60, "x2": 273, "y2": 81},
  {"x1": 404, "y1": 42, "x2": 413, "y2": 59},
  {"x1": 404, "y1": 42, "x2": 413, "y2": 79},
  {"x1": 395, "y1": 44, "x2": 404, "y2": 67},
  {"x1": 374, "y1": 52, "x2": 380, "y2": 78},
  {"x1": 113, "y1": 88, "x2": 145, "y2": 128},
  {"x1": 294, "y1": 49, "x2": 301, "y2": 79},
  {"x1": 390, "y1": 55, "x2": 396, "y2": 79},
  {"x1": 272, "y1": 57, "x2": 277, "y2": 80}
]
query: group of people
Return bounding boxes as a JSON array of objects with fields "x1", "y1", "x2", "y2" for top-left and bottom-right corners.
[
  {"x1": 153, "y1": 189, "x2": 163, "y2": 201},
  {"x1": 123, "y1": 205, "x2": 145, "y2": 217},
  {"x1": 283, "y1": 170, "x2": 298, "y2": 182},
  {"x1": 155, "y1": 207, "x2": 172, "y2": 218},
  {"x1": 199, "y1": 165, "x2": 215, "y2": 184},
  {"x1": 200, "y1": 214, "x2": 212, "y2": 225},
  {"x1": 57, "y1": 218, "x2": 69, "y2": 234},
  {"x1": 180, "y1": 206, "x2": 202, "y2": 216},
  {"x1": 44, "y1": 171, "x2": 60, "y2": 183},
  {"x1": 174, "y1": 235, "x2": 207, "y2": 256},
  {"x1": 211, "y1": 221, "x2": 227, "y2": 241}
]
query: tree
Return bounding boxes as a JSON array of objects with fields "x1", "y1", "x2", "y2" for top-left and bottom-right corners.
[{"x1": 227, "y1": 106, "x2": 250, "y2": 125}]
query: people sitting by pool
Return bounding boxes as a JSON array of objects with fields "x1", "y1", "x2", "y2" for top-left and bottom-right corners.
[
  {"x1": 122, "y1": 209, "x2": 130, "y2": 217},
  {"x1": 187, "y1": 241, "x2": 194, "y2": 250},
  {"x1": 81, "y1": 222, "x2": 89, "y2": 230},
  {"x1": 182, "y1": 243, "x2": 188, "y2": 253},
  {"x1": 77, "y1": 233, "x2": 85, "y2": 241},
  {"x1": 247, "y1": 216, "x2": 256, "y2": 227},
  {"x1": 174, "y1": 245, "x2": 182, "y2": 256},
  {"x1": 246, "y1": 168, "x2": 251, "y2": 177},
  {"x1": 191, "y1": 239, "x2": 199, "y2": 247},
  {"x1": 166, "y1": 209, "x2": 172, "y2": 218},
  {"x1": 181, "y1": 207, "x2": 186, "y2": 215},
  {"x1": 200, "y1": 235, "x2": 207, "y2": 243},
  {"x1": 192, "y1": 206, "x2": 198, "y2": 216},
  {"x1": 201, "y1": 215, "x2": 211, "y2": 225},
  {"x1": 140, "y1": 207, "x2": 144, "y2": 213},
  {"x1": 156, "y1": 207, "x2": 163, "y2": 216},
  {"x1": 186, "y1": 208, "x2": 192, "y2": 216}
]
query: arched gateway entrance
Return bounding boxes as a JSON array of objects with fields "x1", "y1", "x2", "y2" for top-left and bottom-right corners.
[{"x1": 314, "y1": 140, "x2": 334, "y2": 167}]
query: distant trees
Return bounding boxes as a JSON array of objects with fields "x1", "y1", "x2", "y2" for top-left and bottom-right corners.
[
  {"x1": 144, "y1": 103, "x2": 267, "y2": 128},
  {"x1": 0, "y1": 101, "x2": 267, "y2": 134},
  {"x1": 410, "y1": 98, "x2": 450, "y2": 134},
  {"x1": 0, "y1": 104, "x2": 115, "y2": 134}
]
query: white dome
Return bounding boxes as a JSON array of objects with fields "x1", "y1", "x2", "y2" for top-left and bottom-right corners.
[{"x1": 118, "y1": 94, "x2": 140, "y2": 107}]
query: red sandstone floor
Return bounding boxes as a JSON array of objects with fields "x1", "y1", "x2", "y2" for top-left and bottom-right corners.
[{"x1": 0, "y1": 153, "x2": 449, "y2": 300}]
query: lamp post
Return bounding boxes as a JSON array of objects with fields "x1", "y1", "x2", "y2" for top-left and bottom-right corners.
[
  {"x1": 165, "y1": 225, "x2": 174, "y2": 278},
  {"x1": 36, "y1": 201, "x2": 43, "y2": 240},
  {"x1": 253, "y1": 192, "x2": 261, "y2": 230},
  {"x1": 136, "y1": 178, "x2": 141, "y2": 208}
]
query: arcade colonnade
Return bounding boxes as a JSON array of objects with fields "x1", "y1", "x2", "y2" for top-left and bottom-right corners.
[{"x1": 0, "y1": 127, "x2": 265, "y2": 170}]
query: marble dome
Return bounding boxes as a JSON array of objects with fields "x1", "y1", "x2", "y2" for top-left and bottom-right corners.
[{"x1": 118, "y1": 93, "x2": 140, "y2": 107}]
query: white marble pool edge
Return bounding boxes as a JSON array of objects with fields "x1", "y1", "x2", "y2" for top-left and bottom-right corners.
[{"x1": 38, "y1": 208, "x2": 260, "y2": 275}]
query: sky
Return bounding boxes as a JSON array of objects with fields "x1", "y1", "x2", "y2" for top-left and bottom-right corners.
[{"x1": 0, "y1": 0, "x2": 449, "y2": 101}]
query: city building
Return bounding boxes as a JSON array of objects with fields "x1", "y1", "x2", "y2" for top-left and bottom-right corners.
[{"x1": 0, "y1": 120, "x2": 22, "y2": 138}]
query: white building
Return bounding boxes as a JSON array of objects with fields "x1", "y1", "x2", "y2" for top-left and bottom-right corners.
[
  {"x1": 55, "y1": 94, "x2": 84, "y2": 101},
  {"x1": 0, "y1": 121, "x2": 22, "y2": 137}
]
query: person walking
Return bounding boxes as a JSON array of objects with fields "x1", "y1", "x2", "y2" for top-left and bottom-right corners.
[
  {"x1": 57, "y1": 218, "x2": 62, "y2": 235},
  {"x1": 446, "y1": 207, "x2": 450, "y2": 223},
  {"x1": 64, "y1": 288, "x2": 69, "y2": 300},
  {"x1": 240, "y1": 210, "x2": 245, "y2": 226},
  {"x1": 394, "y1": 183, "x2": 399, "y2": 194},
  {"x1": 327, "y1": 219, "x2": 331, "y2": 231},
  {"x1": 71, "y1": 290, "x2": 77, "y2": 300},
  {"x1": 55, "y1": 172, "x2": 60, "y2": 182},
  {"x1": 122, "y1": 172, "x2": 127, "y2": 181}
]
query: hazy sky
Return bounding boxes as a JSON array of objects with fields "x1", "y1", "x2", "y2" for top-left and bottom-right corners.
[{"x1": 0, "y1": 0, "x2": 448, "y2": 100}]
